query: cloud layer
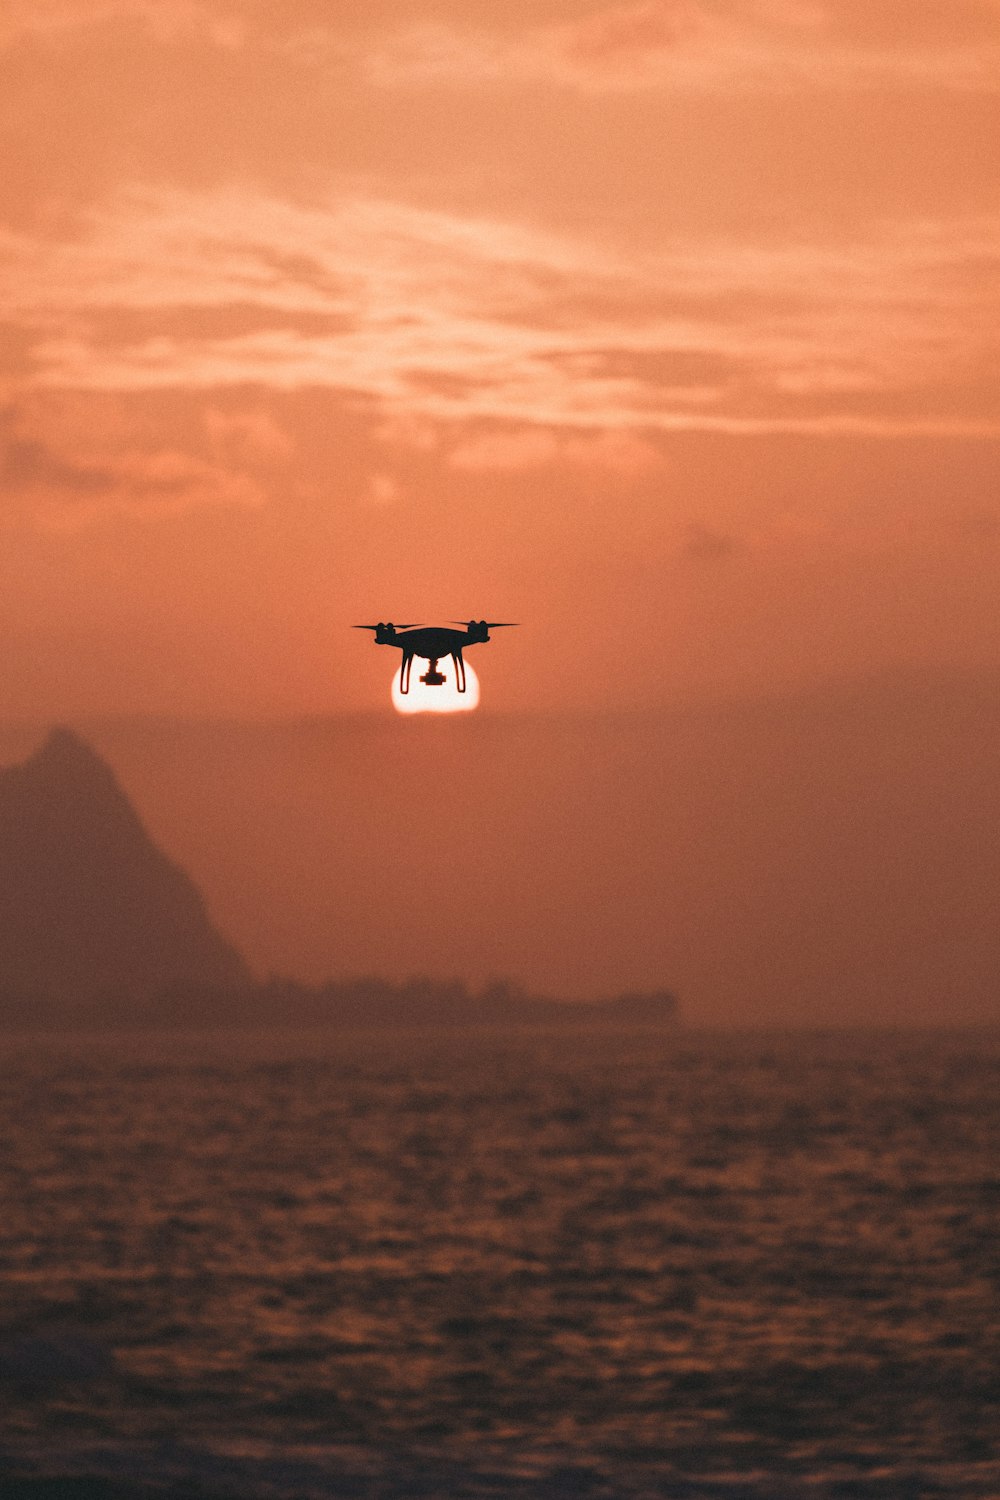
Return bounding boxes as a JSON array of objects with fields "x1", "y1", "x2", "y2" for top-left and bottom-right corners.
[
  {"x1": 2, "y1": 0, "x2": 997, "y2": 715},
  {"x1": 5, "y1": 189, "x2": 998, "y2": 443},
  {"x1": 362, "y1": 2, "x2": 1000, "y2": 95}
]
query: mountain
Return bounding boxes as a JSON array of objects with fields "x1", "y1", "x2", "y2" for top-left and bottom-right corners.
[
  {"x1": 14, "y1": 665, "x2": 994, "y2": 1027},
  {"x1": 0, "y1": 727, "x2": 250, "y2": 1009}
]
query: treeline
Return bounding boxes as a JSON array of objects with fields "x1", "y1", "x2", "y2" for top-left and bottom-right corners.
[{"x1": 0, "y1": 975, "x2": 678, "y2": 1031}]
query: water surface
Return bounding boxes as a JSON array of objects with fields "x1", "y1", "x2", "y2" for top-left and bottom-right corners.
[{"x1": 1, "y1": 1028, "x2": 998, "y2": 1497}]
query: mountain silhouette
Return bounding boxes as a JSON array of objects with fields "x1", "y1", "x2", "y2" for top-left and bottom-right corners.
[{"x1": 0, "y1": 727, "x2": 250, "y2": 1005}]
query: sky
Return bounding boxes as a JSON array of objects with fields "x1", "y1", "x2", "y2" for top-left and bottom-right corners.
[
  {"x1": 2, "y1": 3, "x2": 1000, "y2": 1022},
  {"x1": 2, "y1": 0, "x2": 998, "y2": 719}
]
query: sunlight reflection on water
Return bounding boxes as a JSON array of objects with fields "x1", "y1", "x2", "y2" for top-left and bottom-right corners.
[{"x1": 1, "y1": 1028, "x2": 998, "y2": 1498}]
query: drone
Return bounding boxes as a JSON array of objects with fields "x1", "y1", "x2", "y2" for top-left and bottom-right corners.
[{"x1": 353, "y1": 619, "x2": 517, "y2": 693}]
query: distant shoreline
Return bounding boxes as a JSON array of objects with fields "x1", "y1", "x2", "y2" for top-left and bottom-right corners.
[{"x1": 0, "y1": 978, "x2": 679, "y2": 1033}]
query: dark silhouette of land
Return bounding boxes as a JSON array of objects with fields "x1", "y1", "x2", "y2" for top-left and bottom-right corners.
[
  {"x1": 0, "y1": 975, "x2": 678, "y2": 1031},
  {"x1": 0, "y1": 728, "x2": 677, "y2": 1031},
  {"x1": 0, "y1": 727, "x2": 250, "y2": 1013}
]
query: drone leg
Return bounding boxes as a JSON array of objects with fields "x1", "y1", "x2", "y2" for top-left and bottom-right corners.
[
  {"x1": 453, "y1": 651, "x2": 466, "y2": 693},
  {"x1": 400, "y1": 653, "x2": 412, "y2": 694}
]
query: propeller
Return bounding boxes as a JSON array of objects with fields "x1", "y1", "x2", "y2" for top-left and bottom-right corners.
[
  {"x1": 450, "y1": 620, "x2": 519, "y2": 628},
  {"x1": 353, "y1": 623, "x2": 423, "y2": 630}
]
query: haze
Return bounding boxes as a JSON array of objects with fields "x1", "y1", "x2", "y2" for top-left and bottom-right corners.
[{"x1": 2, "y1": 1, "x2": 998, "y2": 1024}]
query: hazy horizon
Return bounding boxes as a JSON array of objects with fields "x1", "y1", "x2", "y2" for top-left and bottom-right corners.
[{"x1": 3, "y1": 659, "x2": 997, "y2": 1030}]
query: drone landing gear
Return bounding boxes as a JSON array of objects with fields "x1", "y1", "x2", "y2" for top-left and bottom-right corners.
[{"x1": 399, "y1": 651, "x2": 468, "y2": 695}]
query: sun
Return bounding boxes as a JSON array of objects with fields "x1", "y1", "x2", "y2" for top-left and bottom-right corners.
[{"x1": 391, "y1": 659, "x2": 480, "y2": 714}]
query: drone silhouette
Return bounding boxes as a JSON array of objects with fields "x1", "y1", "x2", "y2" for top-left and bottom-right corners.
[{"x1": 353, "y1": 619, "x2": 517, "y2": 693}]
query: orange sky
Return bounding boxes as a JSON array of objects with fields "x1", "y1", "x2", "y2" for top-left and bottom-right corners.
[
  {"x1": 2, "y1": 0, "x2": 998, "y2": 719},
  {"x1": 2, "y1": 4, "x2": 1000, "y2": 1022}
]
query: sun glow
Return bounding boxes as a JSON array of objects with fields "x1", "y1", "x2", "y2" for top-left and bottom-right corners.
[{"x1": 391, "y1": 659, "x2": 480, "y2": 714}]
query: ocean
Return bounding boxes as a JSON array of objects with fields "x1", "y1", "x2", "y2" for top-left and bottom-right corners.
[{"x1": 1, "y1": 1027, "x2": 998, "y2": 1498}]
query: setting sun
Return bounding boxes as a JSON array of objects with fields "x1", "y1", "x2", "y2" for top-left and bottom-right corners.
[{"x1": 391, "y1": 660, "x2": 480, "y2": 714}]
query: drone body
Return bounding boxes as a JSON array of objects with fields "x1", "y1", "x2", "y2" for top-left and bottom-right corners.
[{"x1": 353, "y1": 619, "x2": 516, "y2": 694}]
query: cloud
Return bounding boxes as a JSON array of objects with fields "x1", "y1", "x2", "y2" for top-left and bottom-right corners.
[
  {"x1": 18, "y1": 0, "x2": 994, "y2": 96},
  {"x1": 448, "y1": 427, "x2": 662, "y2": 474},
  {"x1": 3, "y1": 188, "x2": 998, "y2": 439},
  {"x1": 360, "y1": 2, "x2": 1000, "y2": 95},
  {"x1": 366, "y1": 471, "x2": 402, "y2": 506},
  {"x1": 0, "y1": 0, "x2": 245, "y2": 49},
  {"x1": 204, "y1": 405, "x2": 294, "y2": 464},
  {"x1": 0, "y1": 426, "x2": 111, "y2": 496},
  {"x1": 362, "y1": 4, "x2": 746, "y2": 92},
  {"x1": 0, "y1": 398, "x2": 269, "y2": 529},
  {"x1": 681, "y1": 522, "x2": 741, "y2": 561}
]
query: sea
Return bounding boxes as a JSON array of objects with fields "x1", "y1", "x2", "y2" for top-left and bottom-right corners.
[{"x1": 1, "y1": 1027, "x2": 998, "y2": 1500}]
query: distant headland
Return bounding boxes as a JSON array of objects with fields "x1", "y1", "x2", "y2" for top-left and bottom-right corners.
[
  {"x1": 0, "y1": 729, "x2": 677, "y2": 1032},
  {"x1": 0, "y1": 974, "x2": 679, "y2": 1032}
]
